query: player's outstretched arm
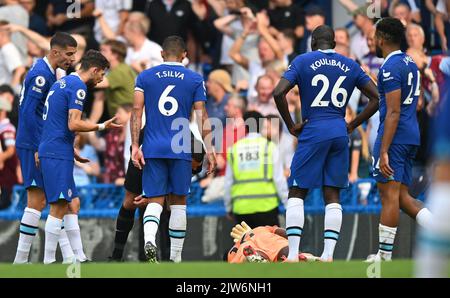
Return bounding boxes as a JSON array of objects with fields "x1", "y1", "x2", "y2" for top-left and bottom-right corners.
[
  {"x1": 273, "y1": 78, "x2": 307, "y2": 137},
  {"x1": 379, "y1": 89, "x2": 401, "y2": 178},
  {"x1": 193, "y1": 101, "x2": 217, "y2": 175},
  {"x1": 131, "y1": 90, "x2": 145, "y2": 170},
  {"x1": 68, "y1": 109, "x2": 121, "y2": 132},
  {"x1": 348, "y1": 80, "x2": 379, "y2": 133}
]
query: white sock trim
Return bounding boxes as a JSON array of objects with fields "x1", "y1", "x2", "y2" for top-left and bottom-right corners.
[
  {"x1": 170, "y1": 204, "x2": 187, "y2": 211},
  {"x1": 287, "y1": 197, "x2": 304, "y2": 208},
  {"x1": 416, "y1": 208, "x2": 432, "y2": 228},
  {"x1": 63, "y1": 214, "x2": 79, "y2": 231},
  {"x1": 379, "y1": 224, "x2": 398, "y2": 234},
  {"x1": 325, "y1": 203, "x2": 342, "y2": 211},
  {"x1": 46, "y1": 215, "x2": 63, "y2": 234},
  {"x1": 24, "y1": 207, "x2": 41, "y2": 217}
]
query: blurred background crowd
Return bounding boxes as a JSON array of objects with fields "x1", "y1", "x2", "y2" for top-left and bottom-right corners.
[{"x1": 0, "y1": 0, "x2": 449, "y2": 212}]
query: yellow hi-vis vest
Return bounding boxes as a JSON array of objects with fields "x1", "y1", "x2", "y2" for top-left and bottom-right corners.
[{"x1": 227, "y1": 136, "x2": 279, "y2": 215}]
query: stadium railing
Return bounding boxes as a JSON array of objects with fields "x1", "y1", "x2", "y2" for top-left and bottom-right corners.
[{"x1": 0, "y1": 178, "x2": 408, "y2": 220}]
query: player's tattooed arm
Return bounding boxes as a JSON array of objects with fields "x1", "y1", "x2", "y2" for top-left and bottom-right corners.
[
  {"x1": 194, "y1": 101, "x2": 217, "y2": 175},
  {"x1": 131, "y1": 90, "x2": 144, "y2": 147},
  {"x1": 273, "y1": 78, "x2": 307, "y2": 137},
  {"x1": 131, "y1": 90, "x2": 145, "y2": 169},
  {"x1": 348, "y1": 80, "x2": 379, "y2": 133}
]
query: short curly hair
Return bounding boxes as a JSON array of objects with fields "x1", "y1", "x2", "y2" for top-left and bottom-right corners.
[{"x1": 375, "y1": 17, "x2": 405, "y2": 46}]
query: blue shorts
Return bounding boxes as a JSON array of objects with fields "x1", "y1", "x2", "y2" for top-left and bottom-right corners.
[
  {"x1": 40, "y1": 157, "x2": 78, "y2": 204},
  {"x1": 17, "y1": 148, "x2": 44, "y2": 190},
  {"x1": 372, "y1": 143, "x2": 418, "y2": 186},
  {"x1": 142, "y1": 158, "x2": 192, "y2": 197},
  {"x1": 288, "y1": 137, "x2": 349, "y2": 189}
]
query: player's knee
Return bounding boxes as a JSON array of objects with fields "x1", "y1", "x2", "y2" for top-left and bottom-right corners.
[
  {"x1": 123, "y1": 191, "x2": 139, "y2": 210},
  {"x1": 323, "y1": 187, "x2": 340, "y2": 204},
  {"x1": 49, "y1": 201, "x2": 69, "y2": 219},
  {"x1": 169, "y1": 194, "x2": 186, "y2": 206},
  {"x1": 27, "y1": 188, "x2": 46, "y2": 211},
  {"x1": 68, "y1": 198, "x2": 81, "y2": 214},
  {"x1": 288, "y1": 187, "x2": 308, "y2": 199}
]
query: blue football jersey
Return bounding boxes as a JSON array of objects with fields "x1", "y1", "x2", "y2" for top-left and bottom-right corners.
[
  {"x1": 283, "y1": 49, "x2": 371, "y2": 143},
  {"x1": 377, "y1": 50, "x2": 420, "y2": 146},
  {"x1": 38, "y1": 73, "x2": 87, "y2": 161},
  {"x1": 16, "y1": 57, "x2": 57, "y2": 150},
  {"x1": 135, "y1": 62, "x2": 207, "y2": 161}
]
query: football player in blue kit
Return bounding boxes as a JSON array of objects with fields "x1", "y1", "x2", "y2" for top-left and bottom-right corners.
[
  {"x1": 360, "y1": 18, "x2": 432, "y2": 262},
  {"x1": 13, "y1": 32, "x2": 79, "y2": 264},
  {"x1": 131, "y1": 36, "x2": 217, "y2": 263},
  {"x1": 273, "y1": 25, "x2": 379, "y2": 262},
  {"x1": 37, "y1": 50, "x2": 121, "y2": 264}
]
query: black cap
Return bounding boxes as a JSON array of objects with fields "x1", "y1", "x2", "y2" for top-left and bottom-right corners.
[{"x1": 305, "y1": 5, "x2": 326, "y2": 17}]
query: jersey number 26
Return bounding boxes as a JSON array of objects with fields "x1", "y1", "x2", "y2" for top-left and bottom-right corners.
[{"x1": 311, "y1": 74, "x2": 348, "y2": 108}]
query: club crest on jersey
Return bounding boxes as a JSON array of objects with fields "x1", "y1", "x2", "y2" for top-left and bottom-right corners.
[
  {"x1": 35, "y1": 76, "x2": 46, "y2": 87},
  {"x1": 59, "y1": 79, "x2": 66, "y2": 89},
  {"x1": 68, "y1": 189, "x2": 72, "y2": 197},
  {"x1": 77, "y1": 89, "x2": 86, "y2": 100}
]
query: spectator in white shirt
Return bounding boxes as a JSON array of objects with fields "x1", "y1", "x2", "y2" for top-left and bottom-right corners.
[
  {"x1": 215, "y1": 5, "x2": 260, "y2": 86},
  {"x1": 123, "y1": 12, "x2": 163, "y2": 73},
  {"x1": 390, "y1": 0, "x2": 421, "y2": 25},
  {"x1": 350, "y1": 9, "x2": 374, "y2": 61},
  {"x1": 93, "y1": 10, "x2": 163, "y2": 73},
  {"x1": 0, "y1": 20, "x2": 25, "y2": 94},
  {"x1": 93, "y1": 0, "x2": 132, "y2": 44},
  {"x1": 406, "y1": 23, "x2": 426, "y2": 52},
  {"x1": 0, "y1": 0, "x2": 28, "y2": 66},
  {"x1": 248, "y1": 74, "x2": 278, "y2": 116},
  {"x1": 229, "y1": 11, "x2": 285, "y2": 103}
]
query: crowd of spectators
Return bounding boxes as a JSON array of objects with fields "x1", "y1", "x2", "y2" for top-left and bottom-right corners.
[{"x1": 0, "y1": 0, "x2": 449, "y2": 210}]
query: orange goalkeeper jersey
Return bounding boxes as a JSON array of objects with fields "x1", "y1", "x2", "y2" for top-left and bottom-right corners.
[{"x1": 227, "y1": 226, "x2": 288, "y2": 263}]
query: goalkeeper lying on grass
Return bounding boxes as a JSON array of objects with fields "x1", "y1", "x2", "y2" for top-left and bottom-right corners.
[{"x1": 227, "y1": 222, "x2": 318, "y2": 263}]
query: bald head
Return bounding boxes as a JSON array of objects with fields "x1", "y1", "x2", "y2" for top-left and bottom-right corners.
[{"x1": 311, "y1": 25, "x2": 336, "y2": 51}]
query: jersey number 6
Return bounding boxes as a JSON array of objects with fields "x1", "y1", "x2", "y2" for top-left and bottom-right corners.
[{"x1": 159, "y1": 85, "x2": 179, "y2": 116}]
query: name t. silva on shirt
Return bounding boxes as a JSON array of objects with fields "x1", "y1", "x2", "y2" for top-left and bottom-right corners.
[{"x1": 155, "y1": 70, "x2": 185, "y2": 80}]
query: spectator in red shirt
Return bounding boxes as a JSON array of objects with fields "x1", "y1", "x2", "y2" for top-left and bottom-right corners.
[
  {"x1": 102, "y1": 104, "x2": 131, "y2": 185},
  {"x1": 0, "y1": 95, "x2": 19, "y2": 209},
  {"x1": 219, "y1": 94, "x2": 247, "y2": 176},
  {"x1": 201, "y1": 94, "x2": 246, "y2": 203}
]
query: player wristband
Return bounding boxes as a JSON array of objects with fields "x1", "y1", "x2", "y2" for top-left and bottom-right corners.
[{"x1": 98, "y1": 123, "x2": 106, "y2": 131}]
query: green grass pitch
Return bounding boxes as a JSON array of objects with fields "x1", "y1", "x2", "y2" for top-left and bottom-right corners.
[{"x1": 2, "y1": 260, "x2": 444, "y2": 278}]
